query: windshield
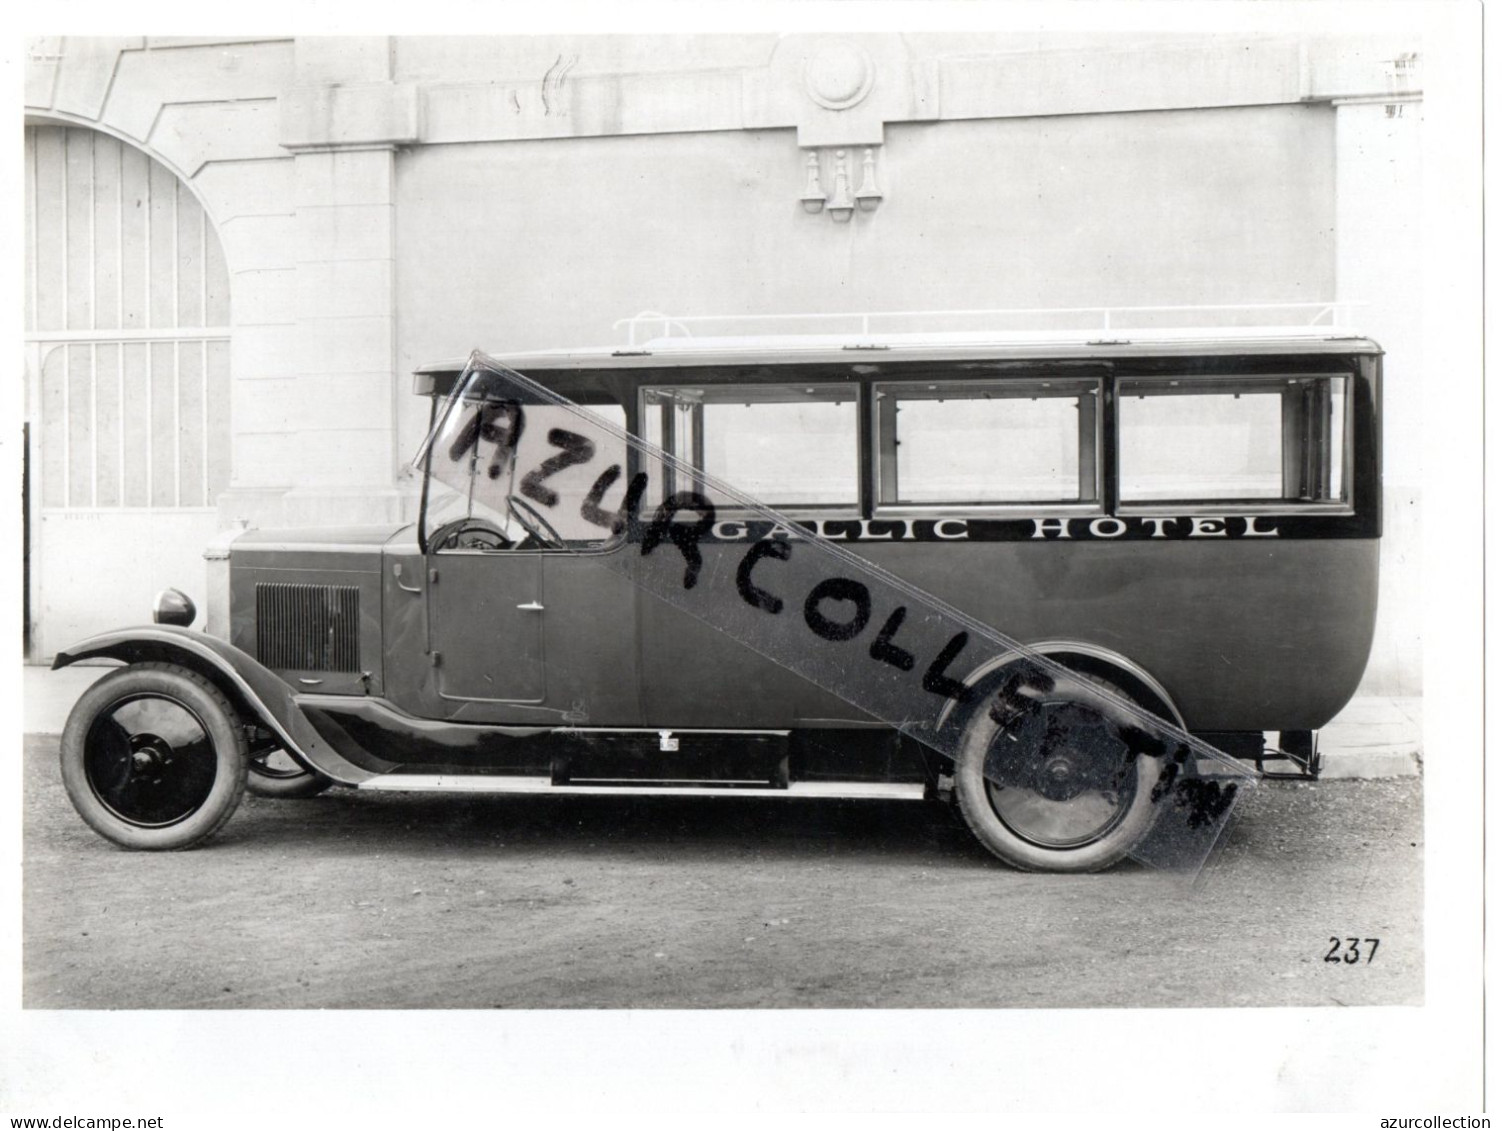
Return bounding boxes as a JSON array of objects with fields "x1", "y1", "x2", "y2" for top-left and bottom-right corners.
[{"x1": 416, "y1": 363, "x2": 628, "y2": 552}]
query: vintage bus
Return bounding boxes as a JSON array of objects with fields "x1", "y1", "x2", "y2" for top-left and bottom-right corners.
[{"x1": 54, "y1": 318, "x2": 1380, "y2": 872}]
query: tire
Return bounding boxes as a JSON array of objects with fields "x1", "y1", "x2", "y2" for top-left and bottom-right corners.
[
  {"x1": 246, "y1": 748, "x2": 333, "y2": 799},
  {"x1": 59, "y1": 662, "x2": 249, "y2": 850},
  {"x1": 952, "y1": 667, "x2": 1165, "y2": 873}
]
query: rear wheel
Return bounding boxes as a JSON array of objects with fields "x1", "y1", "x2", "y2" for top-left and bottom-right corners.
[
  {"x1": 246, "y1": 735, "x2": 333, "y2": 799},
  {"x1": 59, "y1": 663, "x2": 248, "y2": 850},
  {"x1": 953, "y1": 668, "x2": 1165, "y2": 873}
]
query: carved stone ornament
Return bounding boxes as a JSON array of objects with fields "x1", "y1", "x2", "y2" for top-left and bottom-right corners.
[{"x1": 802, "y1": 42, "x2": 875, "y2": 111}]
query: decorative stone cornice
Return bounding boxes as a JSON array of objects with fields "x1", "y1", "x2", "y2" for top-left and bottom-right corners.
[
  {"x1": 279, "y1": 82, "x2": 421, "y2": 152},
  {"x1": 28, "y1": 34, "x2": 1424, "y2": 162}
]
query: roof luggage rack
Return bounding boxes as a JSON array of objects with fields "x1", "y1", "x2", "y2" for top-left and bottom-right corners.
[{"x1": 612, "y1": 303, "x2": 1364, "y2": 348}]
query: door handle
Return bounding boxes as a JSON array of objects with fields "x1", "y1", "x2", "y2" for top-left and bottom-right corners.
[
  {"x1": 392, "y1": 562, "x2": 423, "y2": 593},
  {"x1": 516, "y1": 601, "x2": 545, "y2": 612}
]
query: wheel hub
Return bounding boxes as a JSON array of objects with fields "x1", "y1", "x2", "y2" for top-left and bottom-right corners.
[
  {"x1": 1036, "y1": 752, "x2": 1085, "y2": 801},
  {"x1": 983, "y1": 695, "x2": 1139, "y2": 849},
  {"x1": 84, "y1": 696, "x2": 217, "y2": 828},
  {"x1": 130, "y1": 734, "x2": 172, "y2": 775}
]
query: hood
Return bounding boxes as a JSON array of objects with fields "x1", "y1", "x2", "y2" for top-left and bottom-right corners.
[{"x1": 230, "y1": 524, "x2": 414, "y2": 553}]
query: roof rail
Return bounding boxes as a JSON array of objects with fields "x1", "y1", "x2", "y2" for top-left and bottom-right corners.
[{"x1": 612, "y1": 303, "x2": 1364, "y2": 347}]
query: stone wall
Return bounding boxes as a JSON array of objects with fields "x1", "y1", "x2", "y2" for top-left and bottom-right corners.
[{"x1": 23, "y1": 32, "x2": 1424, "y2": 693}]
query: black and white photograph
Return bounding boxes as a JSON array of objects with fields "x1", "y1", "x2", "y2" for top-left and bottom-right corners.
[{"x1": 4, "y1": 2, "x2": 1486, "y2": 1121}]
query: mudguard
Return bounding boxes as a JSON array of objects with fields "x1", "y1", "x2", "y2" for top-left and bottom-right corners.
[
  {"x1": 936, "y1": 639, "x2": 1189, "y2": 737},
  {"x1": 52, "y1": 626, "x2": 385, "y2": 784}
]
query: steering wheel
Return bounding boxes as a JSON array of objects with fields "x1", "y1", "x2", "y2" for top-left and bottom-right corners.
[
  {"x1": 507, "y1": 495, "x2": 568, "y2": 550},
  {"x1": 437, "y1": 517, "x2": 512, "y2": 551}
]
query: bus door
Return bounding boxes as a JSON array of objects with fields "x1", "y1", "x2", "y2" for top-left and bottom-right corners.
[{"x1": 427, "y1": 544, "x2": 546, "y2": 704}]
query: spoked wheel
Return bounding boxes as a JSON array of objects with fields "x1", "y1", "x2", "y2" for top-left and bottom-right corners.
[
  {"x1": 247, "y1": 742, "x2": 333, "y2": 799},
  {"x1": 953, "y1": 669, "x2": 1164, "y2": 873},
  {"x1": 59, "y1": 663, "x2": 249, "y2": 850}
]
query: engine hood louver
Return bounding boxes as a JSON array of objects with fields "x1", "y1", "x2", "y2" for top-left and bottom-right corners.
[{"x1": 255, "y1": 582, "x2": 360, "y2": 672}]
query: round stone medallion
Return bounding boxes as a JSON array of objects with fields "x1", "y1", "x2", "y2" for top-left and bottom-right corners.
[{"x1": 803, "y1": 42, "x2": 875, "y2": 110}]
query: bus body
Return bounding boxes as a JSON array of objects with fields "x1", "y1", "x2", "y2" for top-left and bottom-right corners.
[{"x1": 399, "y1": 327, "x2": 1379, "y2": 732}]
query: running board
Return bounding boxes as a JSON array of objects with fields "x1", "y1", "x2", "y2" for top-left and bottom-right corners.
[{"x1": 356, "y1": 775, "x2": 925, "y2": 801}]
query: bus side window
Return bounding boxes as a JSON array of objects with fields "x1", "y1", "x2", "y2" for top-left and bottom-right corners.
[
  {"x1": 1117, "y1": 375, "x2": 1349, "y2": 506},
  {"x1": 640, "y1": 384, "x2": 860, "y2": 510},
  {"x1": 873, "y1": 379, "x2": 1101, "y2": 507}
]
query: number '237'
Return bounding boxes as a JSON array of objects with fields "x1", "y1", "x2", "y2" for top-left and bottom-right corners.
[{"x1": 1325, "y1": 937, "x2": 1380, "y2": 964}]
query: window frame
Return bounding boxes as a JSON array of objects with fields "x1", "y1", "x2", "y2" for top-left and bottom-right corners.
[
  {"x1": 422, "y1": 390, "x2": 633, "y2": 556},
  {"x1": 869, "y1": 376, "x2": 1106, "y2": 518},
  {"x1": 637, "y1": 381, "x2": 864, "y2": 515},
  {"x1": 1112, "y1": 372, "x2": 1356, "y2": 518}
]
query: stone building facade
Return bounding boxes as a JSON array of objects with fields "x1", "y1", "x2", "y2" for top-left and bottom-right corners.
[{"x1": 23, "y1": 33, "x2": 1422, "y2": 695}]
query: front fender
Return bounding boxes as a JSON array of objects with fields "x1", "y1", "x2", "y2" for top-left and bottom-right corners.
[{"x1": 52, "y1": 626, "x2": 386, "y2": 784}]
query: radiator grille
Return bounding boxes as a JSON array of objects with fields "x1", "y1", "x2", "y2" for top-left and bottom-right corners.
[{"x1": 255, "y1": 583, "x2": 360, "y2": 672}]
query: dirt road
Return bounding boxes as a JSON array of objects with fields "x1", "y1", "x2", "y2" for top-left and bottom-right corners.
[{"x1": 22, "y1": 735, "x2": 1422, "y2": 1009}]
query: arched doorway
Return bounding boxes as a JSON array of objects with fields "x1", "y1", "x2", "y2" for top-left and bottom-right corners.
[{"x1": 24, "y1": 124, "x2": 231, "y2": 658}]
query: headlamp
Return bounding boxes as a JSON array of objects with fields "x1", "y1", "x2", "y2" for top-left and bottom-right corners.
[{"x1": 152, "y1": 588, "x2": 197, "y2": 627}]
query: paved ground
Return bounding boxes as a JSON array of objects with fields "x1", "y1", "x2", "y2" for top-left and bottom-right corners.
[{"x1": 23, "y1": 733, "x2": 1422, "y2": 1010}]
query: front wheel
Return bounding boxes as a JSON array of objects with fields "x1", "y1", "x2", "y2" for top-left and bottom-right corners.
[
  {"x1": 59, "y1": 663, "x2": 249, "y2": 850},
  {"x1": 952, "y1": 669, "x2": 1164, "y2": 873}
]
